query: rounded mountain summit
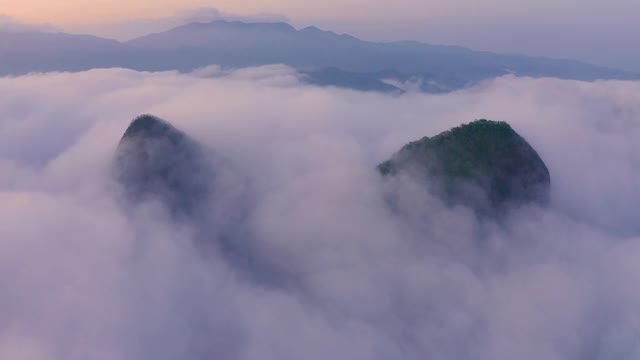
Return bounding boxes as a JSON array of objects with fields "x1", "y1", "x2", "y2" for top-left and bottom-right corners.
[
  {"x1": 378, "y1": 120, "x2": 551, "y2": 214},
  {"x1": 115, "y1": 114, "x2": 212, "y2": 216}
]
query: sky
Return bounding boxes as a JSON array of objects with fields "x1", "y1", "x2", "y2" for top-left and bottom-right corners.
[
  {"x1": 1, "y1": 0, "x2": 639, "y2": 71},
  {"x1": 1, "y1": 66, "x2": 640, "y2": 359}
]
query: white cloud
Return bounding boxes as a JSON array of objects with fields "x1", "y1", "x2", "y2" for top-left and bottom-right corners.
[{"x1": 0, "y1": 67, "x2": 639, "y2": 359}]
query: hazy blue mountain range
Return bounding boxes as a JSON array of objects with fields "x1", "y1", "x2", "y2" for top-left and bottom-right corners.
[{"x1": 1, "y1": 20, "x2": 638, "y2": 92}]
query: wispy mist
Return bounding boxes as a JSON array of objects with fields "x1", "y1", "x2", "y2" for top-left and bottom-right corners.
[{"x1": 1, "y1": 66, "x2": 639, "y2": 359}]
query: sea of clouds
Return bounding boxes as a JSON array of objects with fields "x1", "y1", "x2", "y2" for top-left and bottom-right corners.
[{"x1": 0, "y1": 65, "x2": 639, "y2": 359}]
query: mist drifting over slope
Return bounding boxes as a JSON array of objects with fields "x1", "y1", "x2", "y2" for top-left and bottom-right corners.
[{"x1": 1, "y1": 66, "x2": 639, "y2": 359}]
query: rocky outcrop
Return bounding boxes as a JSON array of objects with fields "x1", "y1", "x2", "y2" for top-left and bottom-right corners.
[{"x1": 115, "y1": 114, "x2": 212, "y2": 216}]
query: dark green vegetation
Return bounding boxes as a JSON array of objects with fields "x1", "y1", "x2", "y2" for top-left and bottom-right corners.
[
  {"x1": 379, "y1": 120, "x2": 551, "y2": 213},
  {"x1": 115, "y1": 115, "x2": 212, "y2": 216}
]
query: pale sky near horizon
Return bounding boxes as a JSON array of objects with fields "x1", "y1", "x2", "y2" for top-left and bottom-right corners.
[
  {"x1": 4, "y1": 0, "x2": 638, "y2": 26},
  {"x1": 2, "y1": 0, "x2": 639, "y2": 71}
]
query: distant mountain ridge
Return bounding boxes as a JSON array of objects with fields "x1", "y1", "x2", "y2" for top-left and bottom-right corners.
[{"x1": 1, "y1": 20, "x2": 637, "y2": 92}]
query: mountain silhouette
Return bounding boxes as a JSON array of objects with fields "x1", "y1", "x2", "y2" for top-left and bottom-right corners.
[{"x1": 1, "y1": 21, "x2": 638, "y2": 92}]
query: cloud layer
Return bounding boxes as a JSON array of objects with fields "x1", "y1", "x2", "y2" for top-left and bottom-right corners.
[{"x1": 1, "y1": 66, "x2": 639, "y2": 359}]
